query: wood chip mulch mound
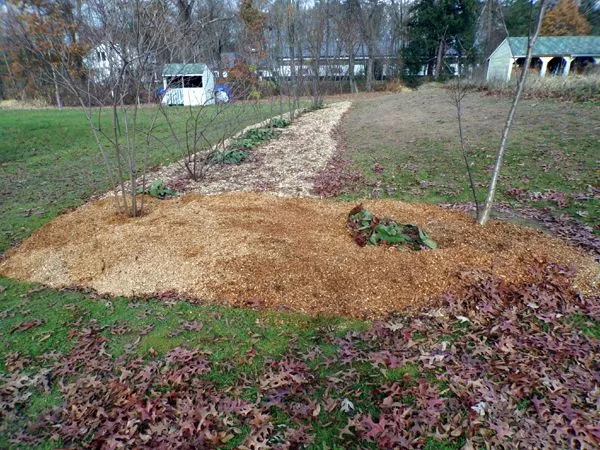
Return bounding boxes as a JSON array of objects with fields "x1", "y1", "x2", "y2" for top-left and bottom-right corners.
[{"x1": 1, "y1": 192, "x2": 597, "y2": 318}]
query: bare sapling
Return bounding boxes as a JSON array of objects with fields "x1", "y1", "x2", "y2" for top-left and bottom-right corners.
[
  {"x1": 151, "y1": 80, "x2": 260, "y2": 182},
  {"x1": 478, "y1": 0, "x2": 547, "y2": 225},
  {"x1": 7, "y1": 0, "x2": 177, "y2": 217},
  {"x1": 452, "y1": 53, "x2": 481, "y2": 219}
]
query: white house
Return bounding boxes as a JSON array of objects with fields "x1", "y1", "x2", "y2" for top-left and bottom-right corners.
[
  {"x1": 487, "y1": 36, "x2": 600, "y2": 81},
  {"x1": 84, "y1": 43, "x2": 122, "y2": 83},
  {"x1": 161, "y1": 63, "x2": 215, "y2": 106}
]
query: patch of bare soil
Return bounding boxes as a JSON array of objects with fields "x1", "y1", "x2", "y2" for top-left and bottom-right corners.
[
  {"x1": 151, "y1": 102, "x2": 352, "y2": 197},
  {"x1": 1, "y1": 193, "x2": 597, "y2": 319}
]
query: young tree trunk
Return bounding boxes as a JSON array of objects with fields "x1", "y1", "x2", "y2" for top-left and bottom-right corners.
[
  {"x1": 297, "y1": 43, "x2": 304, "y2": 106},
  {"x1": 453, "y1": 63, "x2": 480, "y2": 218},
  {"x1": 478, "y1": 0, "x2": 547, "y2": 225},
  {"x1": 312, "y1": 57, "x2": 320, "y2": 107}
]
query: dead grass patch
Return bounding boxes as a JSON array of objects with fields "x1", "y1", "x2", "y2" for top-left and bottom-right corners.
[{"x1": 1, "y1": 192, "x2": 597, "y2": 319}]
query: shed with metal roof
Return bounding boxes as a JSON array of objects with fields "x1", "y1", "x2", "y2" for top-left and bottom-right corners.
[{"x1": 487, "y1": 36, "x2": 600, "y2": 81}]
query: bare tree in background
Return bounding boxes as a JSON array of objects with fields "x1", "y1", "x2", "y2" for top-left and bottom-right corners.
[
  {"x1": 8, "y1": 0, "x2": 193, "y2": 217},
  {"x1": 355, "y1": 0, "x2": 384, "y2": 92},
  {"x1": 475, "y1": 0, "x2": 508, "y2": 77},
  {"x1": 2, "y1": 0, "x2": 88, "y2": 107},
  {"x1": 306, "y1": 1, "x2": 328, "y2": 107},
  {"x1": 284, "y1": 0, "x2": 301, "y2": 116},
  {"x1": 388, "y1": 0, "x2": 409, "y2": 77},
  {"x1": 266, "y1": 0, "x2": 292, "y2": 117},
  {"x1": 333, "y1": 0, "x2": 361, "y2": 93}
]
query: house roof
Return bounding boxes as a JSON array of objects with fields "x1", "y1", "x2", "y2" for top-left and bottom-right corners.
[
  {"x1": 508, "y1": 36, "x2": 600, "y2": 57},
  {"x1": 162, "y1": 63, "x2": 207, "y2": 76}
]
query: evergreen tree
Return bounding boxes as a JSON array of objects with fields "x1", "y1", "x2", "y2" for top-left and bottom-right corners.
[
  {"x1": 403, "y1": 0, "x2": 478, "y2": 77},
  {"x1": 503, "y1": 0, "x2": 541, "y2": 36}
]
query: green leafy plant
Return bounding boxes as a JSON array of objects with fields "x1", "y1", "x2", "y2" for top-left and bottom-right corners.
[
  {"x1": 210, "y1": 149, "x2": 249, "y2": 165},
  {"x1": 270, "y1": 117, "x2": 290, "y2": 128},
  {"x1": 142, "y1": 180, "x2": 177, "y2": 199},
  {"x1": 211, "y1": 126, "x2": 283, "y2": 167},
  {"x1": 245, "y1": 128, "x2": 274, "y2": 141},
  {"x1": 347, "y1": 204, "x2": 437, "y2": 250},
  {"x1": 230, "y1": 128, "x2": 276, "y2": 151},
  {"x1": 308, "y1": 100, "x2": 325, "y2": 111}
]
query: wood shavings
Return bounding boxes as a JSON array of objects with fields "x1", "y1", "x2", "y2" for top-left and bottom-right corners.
[{"x1": 1, "y1": 193, "x2": 597, "y2": 319}]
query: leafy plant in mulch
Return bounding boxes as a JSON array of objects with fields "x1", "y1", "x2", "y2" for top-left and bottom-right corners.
[
  {"x1": 270, "y1": 117, "x2": 290, "y2": 128},
  {"x1": 347, "y1": 204, "x2": 437, "y2": 250},
  {"x1": 231, "y1": 128, "x2": 276, "y2": 150},
  {"x1": 211, "y1": 123, "x2": 290, "y2": 166},
  {"x1": 141, "y1": 180, "x2": 177, "y2": 199},
  {"x1": 209, "y1": 148, "x2": 250, "y2": 165}
]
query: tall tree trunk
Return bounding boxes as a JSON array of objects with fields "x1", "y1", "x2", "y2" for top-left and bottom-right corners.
[
  {"x1": 366, "y1": 48, "x2": 374, "y2": 91},
  {"x1": 348, "y1": 48, "x2": 358, "y2": 93},
  {"x1": 289, "y1": 44, "x2": 297, "y2": 120},
  {"x1": 434, "y1": 39, "x2": 445, "y2": 79},
  {"x1": 478, "y1": 0, "x2": 547, "y2": 225},
  {"x1": 52, "y1": 68, "x2": 62, "y2": 110}
]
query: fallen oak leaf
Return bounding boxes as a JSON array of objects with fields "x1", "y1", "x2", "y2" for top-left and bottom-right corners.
[
  {"x1": 340, "y1": 398, "x2": 355, "y2": 414},
  {"x1": 10, "y1": 319, "x2": 46, "y2": 334},
  {"x1": 312, "y1": 403, "x2": 321, "y2": 417},
  {"x1": 180, "y1": 320, "x2": 203, "y2": 331}
]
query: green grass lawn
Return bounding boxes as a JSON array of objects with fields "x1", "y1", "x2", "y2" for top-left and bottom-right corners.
[
  {"x1": 340, "y1": 84, "x2": 599, "y2": 230},
  {"x1": 0, "y1": 90, "x2": 598, "y2": 448},
  {"x1": 0, "y1": 102, "x2": 289, "y2": 252}
]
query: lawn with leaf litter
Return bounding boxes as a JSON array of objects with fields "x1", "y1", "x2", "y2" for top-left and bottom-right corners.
[
  {"x1": 1, "y1": 261, "x2": 598, "y2": 448},
  {"x1": 334, "y1": 84, "x2": 599, "y2": 236},
  {"x1": 1, "y1": 89, "x2": 599, "y2": 448}
]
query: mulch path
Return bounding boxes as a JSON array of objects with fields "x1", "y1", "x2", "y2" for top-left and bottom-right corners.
[
  {"x1": 1, "y1": 193, "x2": 597, "y2": 318},
  {"x1": 145, "y1": 101, "x2": 352, "y2": 197}
]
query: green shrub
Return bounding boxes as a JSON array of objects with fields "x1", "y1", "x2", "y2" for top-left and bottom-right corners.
[
  {"x1": 211, "y1": 125, "x2": 283, "y2": 166},
  {"x1": 308, "y1": 100, "x2": 325, "y2": 111},
  {"x1": 401, "y1": 74, "x2": 424, "y2": 89},
  {"x1": 230, "y1": 128, "x2": 275, "y2": 150}
]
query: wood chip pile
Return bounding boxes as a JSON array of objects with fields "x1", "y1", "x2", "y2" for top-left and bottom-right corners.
[{"x1": 2, "y1": 193, "x2": 597, "y2": 318}]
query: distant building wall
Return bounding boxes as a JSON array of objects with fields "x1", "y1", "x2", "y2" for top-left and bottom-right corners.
[{"x1": 487, "y1": 39, "x2": 512, "y2": 82}]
